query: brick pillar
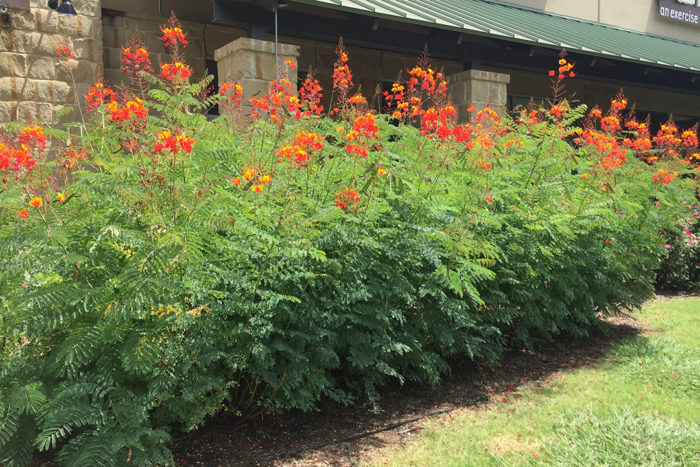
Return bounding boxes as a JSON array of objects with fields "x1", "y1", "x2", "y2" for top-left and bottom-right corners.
[
  {"x1": 0, "y1": 0, "x2": 103, "y2": 124},
  {"x1": 448, "y1": 69, "x2": 510, "y2": 122},
  {"x1": 214, "y1": 37, "x2": 300, "y2": 114}
]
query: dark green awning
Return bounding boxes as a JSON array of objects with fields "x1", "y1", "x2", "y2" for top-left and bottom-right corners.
[{"x1": 293, "y1": 0, "x2": 700, "y2": 72}]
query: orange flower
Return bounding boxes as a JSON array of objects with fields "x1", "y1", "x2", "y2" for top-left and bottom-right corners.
[
  {"x1": 154, "y1": 130, "x2": 195, "y2": 154},
  {"x1": 17, "y1": 208, "x2": 28, "y2": 219},
  {"x1": 242, "y1": 168, "x2": 257, "y2": 181},
  {"x1": 377, "y1": 167, "x2": 386, "y2": 175},
  {"x1": 57, "y1": 192, "x2": 66, "y2": 203},
  {"x1": 259, "y1": 174, "x2": 271, "y2": 185},
  {"x1": 251, "y1": 184, "x2": 263, "y2": 193},
  {"x1": 121, "y1": 32, "x2": 153, "y2": 75},
  {"x1": 55, "y1": 45, "x2": 76, "y2": 59},
  {"x1": 284, "y1": 59, "x2": 297, "y2": 70},
  {"x1": 29, "y1": 197, "x2": 42, "y2": 208},
  {"x1": 231, "y1": 176, "x2": 241, "y2": 186},
  {"x1": 349, "y1": 93, "x2": 367, "y2": 105},
  {"x1": 85, "y1": 80, "x2": 116, "y2": 109},
  {"x1": 159, "y1": 62, "x2": 192, "y2": 82},
  {"x1": 334, "y1": 188, "x2": 360, "y2": 211},
  {"x1": 19, "y1": 126, "x2": 47, "y2": 152},
  {"x1": 332, "y1": 40, "x2": 353, "y2": 91},
  {"x1": 159, "y1": 13, "x2": 188, "y2": 48}
]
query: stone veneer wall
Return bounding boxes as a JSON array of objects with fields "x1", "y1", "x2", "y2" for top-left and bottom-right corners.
[
  {"x1": 0, "y1": 0, "x2": 103, "y2": 124},
  {"x1": 101, "y1": 11, "x2": 207, "y2": 89}
]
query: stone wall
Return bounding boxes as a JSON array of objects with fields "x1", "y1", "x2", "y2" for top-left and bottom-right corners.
[
  {"x1": 0, "y1": 0, "x2": 103, "y2": 124},
  {"x1": 101, "y1": 11, "x2": 207, "y2": 88}
]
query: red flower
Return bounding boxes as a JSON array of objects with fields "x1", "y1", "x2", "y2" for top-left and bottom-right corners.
[
  {"x1": 120, "y1": 32, "x2": 152, "y2": 75},
  {"x1": 299, "y1": 71, "x2": 324, "y2": 116},
  {"x1": 159, "y1": 13, "x2": 188, "y2": 48},
  {"x1": 334, "y1": 188, "x2": 360, "y2": 212},
  {"x1": 154, "y1": 130, "x2": 195, "y2": 154},
  {"x1": 19, "y1": 126, "x2": 47, "y2": 152},
  {"x1": 332, "y1": 39, "x2": 353, "y2": 94},
  {"x1": 85, "y1": 80, "x2": 116, "y2": 109},
  {"x1": 159, "y1": 62, "x2": 192, "y2": 82},
  {"x1": 55, "y1": 45, "x2": 76, "y2": 59}
]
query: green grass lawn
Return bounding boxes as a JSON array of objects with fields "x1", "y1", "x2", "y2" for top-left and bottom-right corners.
[{"x1": 366, "y1": 296, "x2": 700, "y2": 466}]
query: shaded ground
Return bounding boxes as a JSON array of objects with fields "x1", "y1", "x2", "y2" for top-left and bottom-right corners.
[{"x1": 169, "y1": 313, "x2": 646, "y2": 467}]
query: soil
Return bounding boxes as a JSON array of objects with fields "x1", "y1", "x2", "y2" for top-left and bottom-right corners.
[{"x1": 167, "y1": 313, "x2": 645, "y2": 467}]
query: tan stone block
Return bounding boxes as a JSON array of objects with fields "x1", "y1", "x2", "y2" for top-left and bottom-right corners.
[
  {"x1": 73, "y1": 0, "x2": 101, "y2": 17},
  {"x1": 0, "y1": 101, "x2": 19, "y2": 123},
  {"x1": 17, "y1": 101, "x2": 55, "y2": 122},
  {"x1": 27, "y1": 56, "x2": 56, "y2": 79},
  {"x1": 72, "y1": 38, "x2": 101, "y2": 62},
  {"x1": 0, "y1": 53, "x2": 28, "y2": 77},
  {"x1": 8, "y1": 8, "x2": 34, "y2": 30},
  {"x1": 58, "y1": 14, "x2": 102, "y2": 39},
  {"x1": 0, "y1": 77, "x2": 23, "y2": 101},
  {"x1": 33, "y1": 7, "x2": 59, "y2": 33},
  {"x1": 36, "y1": 79, "x2": 73, "y2": 103},
  {"x1": 28, "y1": 31, "x2": 69, "y2": 56},
  {"x1": 56, "y1": 60, "x2": 100, "y2": 83},
  {"x1": 240, "y1": 77, "x2": 269, "y2": 101},
  {"x1": 0, "y1": 29, "x2": 32, "y2": 53}
]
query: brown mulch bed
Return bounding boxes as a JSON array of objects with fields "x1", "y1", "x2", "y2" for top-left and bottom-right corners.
[{"x1": 167, "y1": 314, "x2": 645, "y2": 466}]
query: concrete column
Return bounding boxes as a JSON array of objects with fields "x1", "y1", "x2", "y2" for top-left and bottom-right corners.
[
  {"x1": 214, "y1": 37, "x2": 300, "y2": 114},
  {"x1": 448, "y1": 69, "x2": 510, "y2": 121}
]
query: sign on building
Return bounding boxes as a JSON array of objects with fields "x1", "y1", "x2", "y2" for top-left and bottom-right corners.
[{"x1": 659, "y1": 0, "x2": 700, "y2": 27}]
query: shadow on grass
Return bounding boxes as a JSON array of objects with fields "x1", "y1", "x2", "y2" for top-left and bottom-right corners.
[{"x1": 167, "y1": 316, "x2": 643, "y2": 466}]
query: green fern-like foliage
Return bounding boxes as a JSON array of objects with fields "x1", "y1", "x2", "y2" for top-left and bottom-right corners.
[{"x1": 1, "y1": 27, "x2": 697, "y2": 466}]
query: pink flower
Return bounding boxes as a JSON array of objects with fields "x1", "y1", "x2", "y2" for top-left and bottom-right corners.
[{"x1": 665, "y1": 244, "x2": 671, "y2": 249}]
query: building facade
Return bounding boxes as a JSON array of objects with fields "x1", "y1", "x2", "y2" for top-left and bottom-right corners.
[{"x1": 0, "y1": 0, "x2": 699, "y2": 128}]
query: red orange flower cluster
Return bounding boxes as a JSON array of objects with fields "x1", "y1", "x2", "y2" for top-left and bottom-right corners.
[
  {"x1": 334, "y1": 188, "x2": 360, "y2": 211},
  {"x1": 229, "y1": 167, "x2": 272, "y2": 193},
  {"x1": 421, "y1": 105, "x2": 457, "y2": 141},
  {"x1": 299, "y1": 71, "x2": 324, "y2": 117},
  {"x1": 85, "y1": 81, "x2": 116, "y2": 110},
  {"x1": 219, "y1": 82, "x2": 243, "y2": 103},
  {"x1": 159, "y1": 61, "x2": 192, "y2": 82},
  {"x1": 122, "y1": 46, "x2": 153, "y2": 75},
  {"x1": 276, "y1": 131, "x2": 324, "y2": 167},
  {"x1": 345, "y1": 113, "x2": 379, "y2": 158},
  {"x1": 349, "y1": 94, "x2": 367, "y2": 106},
  {"x1": 61, "y1": 148, "x2": 89, "y2": 169},
  {"x1": 0, "y1": 141, "x2": 36, "y2": 173},
  {"x1": 652, "y1": 168, "x2": 677, "y2": 184},
  {"x1": 106, "y1": 98, "x2": 148, "y2": 123},
  {"x1": 383, "y1": 82, "x2": 406, "y2": 119},
  {"x1": 159, "y1": 13, "x2": 188, "y2": 48},
  {"x1": 251, "y1": 77, "x2": 311, "y2": 122},
  {"x1": 548, "y1": 57, "x2": 575, "y2": 80},
  {"x1": 407, "y1": 66, "x2": 448, "y2": 98},
  {"x1": 153, "y1": 130, "x2": 195, "y2": 154},
  {"x1": 19, "y1": 126, "x2": 48, "y2": 152},
  {"x1": 55, "y1": 45, "x2": 76, "y2": 59},
  {"x1": 332, "y1": 41, "x2": 353, "y2": 91}
]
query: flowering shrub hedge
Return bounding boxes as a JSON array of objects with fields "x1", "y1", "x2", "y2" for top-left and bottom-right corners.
[{"x1": 1, "y1": 16, "x2": 698, "y2": 465}]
